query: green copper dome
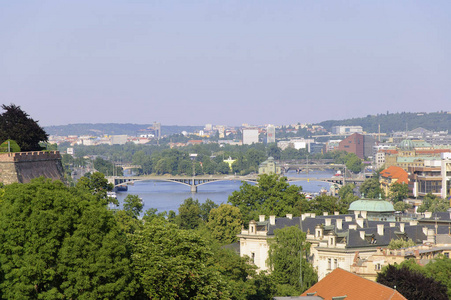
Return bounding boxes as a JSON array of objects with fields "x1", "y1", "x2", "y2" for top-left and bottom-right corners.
[
  {"x1": 398, "y1": 139, "x2": 414, "y2": 151},
  {"x1": 349, "y1": 199, "x2": 395, "y2": 212}
]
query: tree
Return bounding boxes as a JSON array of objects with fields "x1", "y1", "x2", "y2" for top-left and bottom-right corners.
[
  {"x1": 228, "y1": 174, "x2": 307, "y2": 224},
  {"x1": 200, "y1": 199, "x2": 219, "y2": 221},
  {"x1": 387, "y1": 238, "x2": 416, "y2": 249},
  {"x1": 338, "y1": 183, "x2": 359, "y2": 206},
  {"x1": 345, "y1": 153, "x2": 362, "y2": 173},
  {"x1": 390, "y1": 182, "x2": 409, "y2": 203},
  {"x1": 0, "y1": 139, "x2": 21, "y2": 152},
  {"x1": 377, "y1": 265, "x2": 448, "y2": 300},
  {"x1": 129, "y1": 219, "x2": 229, "y2": 299},
  {"x1": 308, "y1": 195, "x2": 349, "y2": 215},
  {"x1": 394, "y1": 201, "x2": 412, "y2": 212},
  {"x1": 76, "y1": 172, "x2": 116, "y2": 205},
  {"x1": 177, "y1": 197, "x2": 203, "y2": 230},
  {"x1": 267, "y1": 226, "x2": 317, "y2": 296},
  {"x1": 417, "y1": 193, "x2": 449, "y2": 213},
  {"x1": 207, "y1": 204, "x2": 243, "y2": 244},
  {"x1": 93, "y1": 156, "x2": 123, "y2": 176},
  {"x1": 123, "y1": 194, "x2": 144, "y2": 218},
  {"x1": 359, "y1": 177, "x2": 384, "y2": 199},
  {"x1": 0, "y1": 104, "x2": 48, "y2": 151},
  {"x1": 424, "y1": 256, "x2": 451, "y2": 299},
  {"x1": 0, "y1": 178, "x2": 136, "y2": 298}
]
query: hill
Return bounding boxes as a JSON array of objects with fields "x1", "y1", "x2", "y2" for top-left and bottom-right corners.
[
  {"x1": 45, "y1": 123, "x2": 203, "y2": 137},
  {"x1": 319, "y1": 111, "x2": 451, "y2": 133}
]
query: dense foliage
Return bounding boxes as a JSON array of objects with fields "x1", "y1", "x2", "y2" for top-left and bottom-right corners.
[
  {"x1": 267, "y1": 226, "x2": 317, "y2": 296},
  {"x1": 377, "y1": 264, "x2": 448, "y2": 300},
  {"x1": 319, "y1": 111, "x2": 451, "y2": 133},
  {"x1": 0, "y1": 104, "x2": 48, "y2": 151},
  {"x1": 228, "y1": 174, "x2": 307, "y2": 224}
]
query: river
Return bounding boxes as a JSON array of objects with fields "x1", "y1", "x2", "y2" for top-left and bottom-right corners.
[{"x1": 116, "y1": 169, "x2": 336, "y2": 213}]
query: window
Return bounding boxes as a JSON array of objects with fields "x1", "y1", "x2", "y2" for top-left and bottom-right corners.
[
  {"x1": 375, "y1": 263, "x2": 382, "y2": 271},
  {"x1": 445, "y1": 253, "x2": 449, "y2": 258},
  {"x1": 334, "y1": 259, "x2": 338, "y2": 269},
  {"x1": 251, "y1": 252, "x2": 255, "y2": 264},
  {"x1": 327, "y1": 258, "x2": 331, "y2": 270}
]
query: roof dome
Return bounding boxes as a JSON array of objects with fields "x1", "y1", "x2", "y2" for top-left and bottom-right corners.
[
  {"x1": 349, "y1": 199, "x2": 395, "y2": 213},
  {"x1": 398, "y1": 139, "x2": 414, "y2": 151}
]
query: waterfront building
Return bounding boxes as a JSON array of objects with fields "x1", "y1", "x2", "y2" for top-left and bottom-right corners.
[{"x1": 258, "y1": 157, "x2": 281, "y2": 175}]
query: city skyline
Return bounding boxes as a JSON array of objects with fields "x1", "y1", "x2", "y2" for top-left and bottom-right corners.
[{"x1": 1, "y1": 1, "x2": 450, "y2": 126}]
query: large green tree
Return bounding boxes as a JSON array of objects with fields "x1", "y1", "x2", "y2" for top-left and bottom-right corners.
[
  {"x1": 228, "y1": 174, "x2": 308, "y2": 224},
  {"x1": 390, "y1": 182, "x2": 409, "y2": 203},
  {"x1": 207, "y1": 204, "x2": 243, "y2": 244},
  {"x1": 129, "y1": 219, "x2": 229, "y2": 299},
  {"x1": 359, "y1": 177, "x2": 384, "y2": 199},
  {"x1": 377, "y1": 265, "x2": 448, "y2": 300},
  {"x1": 0, "y1": 178, "x2": 136, "y2": 299},
  {"x1": 0, "y1": 104, "x2": 48, "y2": 151},
  {"x1": 267, "y1": 226, "x2": 317, "y2": 296}
]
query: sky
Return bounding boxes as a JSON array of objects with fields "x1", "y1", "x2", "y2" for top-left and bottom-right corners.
[{"x1": 1, "y1": 1, "x2": 450, "y2": 126}]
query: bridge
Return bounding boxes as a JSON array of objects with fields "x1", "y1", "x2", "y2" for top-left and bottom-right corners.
[{"x1": 106, "y1": 174, "x2": 366, "y2": 193}]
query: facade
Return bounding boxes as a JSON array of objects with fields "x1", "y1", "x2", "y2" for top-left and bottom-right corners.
[
  {"x1": 0, "y1": 151, "x2": 65, "y2": 184},
  {"x1": 258, "y1": 157, "x2": 281, "y2": 175},
  {"x1": 339, "y1": 133, "x2": 365, "y2": 159},
  {"x1": 266, "y1": 124, "x2": 276, "y2": 143},
  {"x1": 331, "y1": 125, "x2": 363, "y2": 135},
  {"x1": 379, "y1": 166, "x2": 408, "y2": 197},
  {"x1": 242, "y1": 128, "x2": 259, "y2": 145},
  {"x1": 111, "y1": 135, "x2": 128, "y2": 145}
]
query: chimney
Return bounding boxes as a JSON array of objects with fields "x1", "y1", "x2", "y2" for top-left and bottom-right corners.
[
  {"x1": 269, "y1": 215, "x2": 276, "y2": 225},
  {"x1": 286, "y1": 214, "x2": 293, "y2": 220},
  {"x1": 422, "y1": 227, "x2": 428, "y2": 235},
  {"x1": 425, "y1": 212, "x2": 432, "y2": 218},
  {"x1": 410, "y1": 220, "x2": 418, "y2": 226},
  {"x1": 377, "y1": 224, "x2": 384, "y2": 236},
  {"x1": 325, "y1": 218, "x2": 331, "y2": 226},
  {"x1": 361, "y1": 211, "x2": 368, "y2": 219},
  {"x1": 345, "y1": 216, "x2": 353, "y2": 222},
  {"x1": 259, "y1": 215, "x2": 265, "y2": 222},
  {"x1": 356, "y1": 218, "x2": 364, "y2": 228},
  {"x1": 311, "y1": 213, "x2": 316, "y2": 218},
  {"x1": 400, "y1": 223, "x2": 405, "y2": 232},
  {"x1": 349, "y1": 224, "x2": 357, "y2": 230},
  {"x1": 323, "y1": 212, "x2": 329, "y2": 216},
  {"x1": 334, "y1": 211, "x2": 340, "y2": 215},
  {"x1": 360, "y1": 231, "x2": 366, "y2": 240},
  {"x1": 389, "y1": 223, "x2": 396, "y2": 227},
  {"x1": 302, "y1": 214, "x2": 307, "y2": 221},
  {"x1": 354, "y1": 211, "x2": 360, "y2": 218},
  {"x1": 427, "y1": 229, "x2": 435, "y2": 243},
  {"x1": 336, "y1": 219, "x2": 343, "y2": 230}
]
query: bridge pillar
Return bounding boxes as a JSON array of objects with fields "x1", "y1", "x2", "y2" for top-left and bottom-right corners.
[{"x1": 190, "y1": 184, "x2": 197, "y2": 193}]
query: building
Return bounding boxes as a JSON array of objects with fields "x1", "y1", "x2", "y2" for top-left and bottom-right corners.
[
  {"x1": 301, "y1": 268, "x2": 407, "y2": 300},
  {"x1": 379, "y1": 166, "x2": 408, "y2": 197},
  {"x1": 111, "y1": 135, "x2": 128, "y2": 145},
  {"x1": 337, "y1": 133, "x2": 378, "y2": 159},
  {"x1": 408, "y1": 153, "x2": 451, "y2": 199},
  {"x1": 258, "y1": 157, "x2": 281, "y2": 175},
  {"x1": 331, "y1": 125, "x2": 364, "y2": 135},
  {"x1": 267, "y1": 124, "x2": 276, "y2": 144},
  {"x1": 242, "y1": 128, "x2": 259, "y2": 145}
]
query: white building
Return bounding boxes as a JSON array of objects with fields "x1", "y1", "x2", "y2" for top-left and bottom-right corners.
[
  {"x1": 331, "y1": 126, "x2": 363, "y2": 135},
  {"x1": 111, "y1": 135, "x2": 128, "y2": 145},
  {"x1": 267, "y1": 125, "x2": 276, "y2": 143},
  {"x1": 242, "y1": 128, "x2": 259, "y2": 145}
]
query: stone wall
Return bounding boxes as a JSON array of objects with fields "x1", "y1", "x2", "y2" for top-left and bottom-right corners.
[{"x1": 0, "y1": 151, "x2": 65, "y2": 184}]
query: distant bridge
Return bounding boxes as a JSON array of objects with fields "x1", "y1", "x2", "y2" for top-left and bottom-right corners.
[{"x1": 106, "y1": 174, "x2": 366, "y2": 193}]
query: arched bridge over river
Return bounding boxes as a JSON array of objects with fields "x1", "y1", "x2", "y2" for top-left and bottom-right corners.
[{"x1": 107, "y1": 174, "x2": 365, "y2": 193}]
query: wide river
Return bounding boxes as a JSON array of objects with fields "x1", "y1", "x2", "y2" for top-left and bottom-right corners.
[{"x1": 116, "y1": 169, "x2": 336, "y2": 213}]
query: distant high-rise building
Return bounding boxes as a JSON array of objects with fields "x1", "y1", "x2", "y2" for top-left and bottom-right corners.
[
  {"x1": 267, "y1": 124, "x2": 276, "y2": 143},
  {"x1": 153, "y1": 122, "x2": 161, "y2": 139},
  {"x1": 243, "y1": 128, "x2": 259, "y2": 145},
  {"x1": 205, "y1": 124, "x2": 213, "y2": 131}
]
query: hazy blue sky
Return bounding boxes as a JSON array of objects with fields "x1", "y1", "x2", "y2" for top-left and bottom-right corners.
[{"x1": 1, "y1": 1, "x2": 450, "y2": 126}]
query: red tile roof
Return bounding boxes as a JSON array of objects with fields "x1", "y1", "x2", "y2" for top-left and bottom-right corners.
[
  {"x1": 301, "y1": 268, "x2": 407, "y2": 300},
  {"x1": 380, "y1": 166, "x2": 408, "y2": 184}
]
